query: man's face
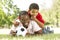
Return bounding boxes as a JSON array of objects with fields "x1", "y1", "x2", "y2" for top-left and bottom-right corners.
[
  {"x1": 30, "y1": 9, "x2": 39, "y2": 16},
  {"x1": 20, "y1": 15, "x2": 30, "y2": 28}
]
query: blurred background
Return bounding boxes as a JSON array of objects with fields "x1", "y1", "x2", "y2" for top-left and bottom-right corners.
[{"x1": 0, "y1": 0, "x2": 60, "y2": 28}]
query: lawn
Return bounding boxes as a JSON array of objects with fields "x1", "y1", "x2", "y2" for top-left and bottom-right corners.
[{"x1": 0, "y1": 34, "x2": 60, "y2": 40}]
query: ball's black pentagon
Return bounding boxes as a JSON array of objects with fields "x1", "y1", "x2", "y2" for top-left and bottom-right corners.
[{"x1": 21, "y1": 28, "x2": 25, "y2": 32}]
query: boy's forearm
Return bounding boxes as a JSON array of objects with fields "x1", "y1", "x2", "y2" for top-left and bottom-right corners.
[
  {"x1": 12, "y1": 17, "x2": 19, "y2": 24},
  {"x1": 10, "y1": 30, "x2": 16, "y2": 36},
  {"x1": 31, "y1": 16, "x2": 44, "y2": 28},
  {"x1": 34, "y1": 18, "x2": 44, "y2": 29}
]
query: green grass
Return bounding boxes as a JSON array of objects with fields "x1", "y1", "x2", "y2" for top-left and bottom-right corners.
[{"x1": 0, "y1": 34, "x2": 60, "y2": 40}]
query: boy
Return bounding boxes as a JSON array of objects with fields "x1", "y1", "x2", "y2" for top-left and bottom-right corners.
[
  {"x1": 28, "y1": 3, "x2": 53, "y2": 34},
  {"x1": 28, "y1": 3, "x2": 45, "y2": 29},
  {"x1": 19, "y1": 11, "x2": 42, "y2": 34}
]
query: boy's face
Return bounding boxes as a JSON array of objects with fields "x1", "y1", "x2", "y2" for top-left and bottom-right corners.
[
  {"x1": 20, "y1": 15, "x2": 30, "y2": 28},
  {"x1": 30, "y1": 9, "x2": 39, "y2": 16}
]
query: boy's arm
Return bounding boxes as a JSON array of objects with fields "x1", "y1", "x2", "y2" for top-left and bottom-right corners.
[
  {"x1": 34, "y1": 18, "x2": 44, "y2": 28},
  {"x1": 32, "y1": 21, "x2": 42, "y2": 34},
  {"x1": 10, "y1": 30, "x2": 16, "y2": 36},
  {"x1": 12, "y1": 18, "x2": 20, "y2": 27},
  {"x1": 31, "y1": 16, "x2": 44, "y2": 29},
  {"x1": 12, "y1": 16, "x2": 20, "y2": 25},
  {"x1": 10, "y1": 26, "x2": 17, "y2": 36}
]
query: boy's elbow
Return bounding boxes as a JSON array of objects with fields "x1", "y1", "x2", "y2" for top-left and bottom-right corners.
[{"x1": 40, "y1": 23, "x2": 44, "y2": 29}]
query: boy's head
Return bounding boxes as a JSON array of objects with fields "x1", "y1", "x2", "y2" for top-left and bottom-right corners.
[
  {"x1": 29, "y1": 3, "x2": 39, "y2": 16},
  {"x1": 19, "y1": 11, "x2": 30, "y2": 28}
]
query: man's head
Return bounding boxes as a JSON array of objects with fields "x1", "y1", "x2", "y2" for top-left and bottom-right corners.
[
  {"x1": 19, "y1": 11, "x2": 30, "y2": 28},
  {"x1": 29, "y1": 3, "x2": 39, "y2": 16}
]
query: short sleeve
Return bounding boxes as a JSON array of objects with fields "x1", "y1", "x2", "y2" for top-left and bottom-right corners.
[{"x1": 36, "y1": 13, "x2": 45, "y2": 24}]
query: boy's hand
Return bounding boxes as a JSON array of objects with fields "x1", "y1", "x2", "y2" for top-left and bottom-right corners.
[
  {"x1": 31, "y1": 16, "x2": 36, "y2": 20},
  {"x1": 14, "y1": 21, "x2": 20, "y2": 27},
  {"x1": 10, "y1": 30, "x2": 16, "y2": 36}
]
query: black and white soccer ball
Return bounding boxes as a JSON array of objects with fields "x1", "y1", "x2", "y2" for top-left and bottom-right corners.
[{"x1": 16, "y1": 26, "x2": 27, "y2": 37}]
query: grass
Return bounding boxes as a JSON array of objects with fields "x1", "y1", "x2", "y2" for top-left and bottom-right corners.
[{"x1": 0, "y1": 34, "x2": 60, "y2": 40}]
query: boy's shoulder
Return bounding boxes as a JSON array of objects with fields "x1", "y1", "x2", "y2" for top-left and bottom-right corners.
[
  {"x1": 36, "y1": 12, "x2": 42, "y2": 19},
  {"x1": 37, "y1": 12, "x2": 42, "y2": 16},
  {"x1": 30, "y1": 20, "x2": 37, "y2": 24}
]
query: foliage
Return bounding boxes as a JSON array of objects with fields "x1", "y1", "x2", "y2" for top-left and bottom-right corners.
[
  {"x1": 0, "y1": 0, "x2": 20, "y2": 28},
  {"x1": 40, "y1": 0, "x2": 60, "y2": 27},
  {"x1": 0, "y1": 0, "x2": 60, "y2": 28}
]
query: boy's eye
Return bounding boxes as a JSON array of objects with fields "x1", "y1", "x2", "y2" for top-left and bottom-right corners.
[
  {"x1": 21, "y1": 19, "x2": 24, "y2": 21},
  {"x1": 31, "y1": 9, "x2": 38, "y2": 13},
  {"x1": 32, "y1": 11, "x2": 35, "y2": 13}
]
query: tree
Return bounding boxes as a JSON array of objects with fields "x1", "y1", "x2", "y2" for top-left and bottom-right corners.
[
  {"x1": 0, "y1": 0, "x2": 20, "y2": 28},
  {"x1": 40, "y1": 0, "x2": 60, "y2": 27}
]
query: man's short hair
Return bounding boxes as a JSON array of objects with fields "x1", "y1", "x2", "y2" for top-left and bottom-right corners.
[{"x1": 29, "y1": 3, "x2": 39, "y2": 10}]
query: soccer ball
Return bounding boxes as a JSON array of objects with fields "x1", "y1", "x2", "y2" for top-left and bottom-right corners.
[{"x1": 16, "y1": 26, "x2": 27, "y2": 37}]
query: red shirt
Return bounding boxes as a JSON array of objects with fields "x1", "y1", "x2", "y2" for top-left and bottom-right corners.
[{"x1": 36, "y1": 13, "x2": 45, "y2": 24}]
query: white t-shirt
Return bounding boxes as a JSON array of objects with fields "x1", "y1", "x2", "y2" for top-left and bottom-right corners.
[{"x1": 27, "y1": 20, "x2": 42, "y2": 34}]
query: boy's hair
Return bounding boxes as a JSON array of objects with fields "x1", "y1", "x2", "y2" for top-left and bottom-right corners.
[
  {"x1": 29, "y1": 3, "x2": 39, "y2": 10},
  {"x1": 19, "y1": 11, "x2": 31, "y2": 18},
  {"x1": 19, "y1": 11, "x2": 28, "y2": 16}
]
